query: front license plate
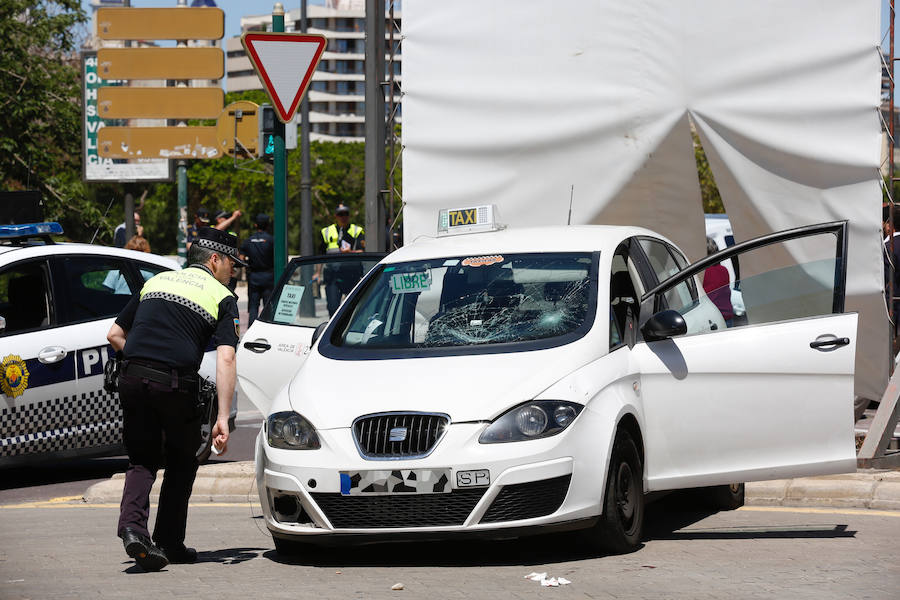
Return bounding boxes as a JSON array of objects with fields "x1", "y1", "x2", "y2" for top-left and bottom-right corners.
[
  {"x1": 456, "y1": 469, "x2": 490, "y2": 488},
  {"x1": 340, "y1": 469, "x2": 451, "y2": 496}
]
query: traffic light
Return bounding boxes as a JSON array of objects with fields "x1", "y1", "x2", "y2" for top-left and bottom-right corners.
[{"x1": 259, "y1": 104, "x2": 276, "y2": 161}]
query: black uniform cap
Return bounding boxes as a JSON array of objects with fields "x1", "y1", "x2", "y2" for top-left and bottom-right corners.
[{"x1": 194, "y1": 227, "x2": 247, "y2": 267}]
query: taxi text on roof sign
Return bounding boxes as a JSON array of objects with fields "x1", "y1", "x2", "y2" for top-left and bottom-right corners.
[{"x1": 437, "y1": 205, "x2": 503, "y2": 237}]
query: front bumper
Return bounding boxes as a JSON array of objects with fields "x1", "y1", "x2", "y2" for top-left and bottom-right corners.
[{"x1": 256, "y1": 412, "x2": 611, "y2": 540}]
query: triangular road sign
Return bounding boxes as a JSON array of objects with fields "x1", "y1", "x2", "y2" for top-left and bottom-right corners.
[{"x1": 241, "y1": 32, "x2": 327, "y2": 123}]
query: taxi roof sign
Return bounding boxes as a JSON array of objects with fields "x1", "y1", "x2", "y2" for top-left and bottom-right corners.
[{"x1": 437, "y1": 205, "x2": 503, "y2": 237}]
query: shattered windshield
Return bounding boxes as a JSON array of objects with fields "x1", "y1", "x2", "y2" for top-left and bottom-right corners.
[{"x1": 333, "y1": 253, "x2": 595, "y2": 350}]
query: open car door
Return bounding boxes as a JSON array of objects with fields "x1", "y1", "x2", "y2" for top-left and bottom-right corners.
[
  {"x1": 237, "y1": 253, "x2": 384, "y2": 415},
  {"x1": 631, "y1": 222, "x2": 858, "y2": 491}
]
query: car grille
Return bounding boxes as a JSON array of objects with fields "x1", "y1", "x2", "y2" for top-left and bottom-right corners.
[
  {"x1": 311, "y1": 488, "x2": 486, "y2": 529},
  {"x1": 352, "y1": 412, "x2": 449, "y2": 459},
  {"x1": 480, "y1": 475, "x2": 572, "y2": 523}
]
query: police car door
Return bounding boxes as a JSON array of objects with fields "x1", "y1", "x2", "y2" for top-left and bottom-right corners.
[
  {"x1": 0, "y1": 257, "x2": 72, "y2": 460},
  {"x1": 632, "y1": 222, "x2": 857, "y2": 491},
  {"x1": 51, "y1": 255, "x2": 143, "y2": 449},
  {"x1": 237, "y1": 253, "x2": 384, "y2": 415}
]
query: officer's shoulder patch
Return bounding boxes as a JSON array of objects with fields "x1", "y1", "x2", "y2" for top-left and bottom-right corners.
[{"x1": 234, "y1": 318, "x2": 241, "y2": 337}]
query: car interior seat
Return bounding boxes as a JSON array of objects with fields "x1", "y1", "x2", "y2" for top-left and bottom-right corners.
[
  {"x1": 7, "y1": 273, "x2": 48, "y2": 332},
  {"x1": 610, "y1": 270, "x2": 638, "y2": 337}
]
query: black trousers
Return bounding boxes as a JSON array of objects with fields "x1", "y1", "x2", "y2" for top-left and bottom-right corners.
[
  {"x1": 117, "y1": 373, "x2": 200, "y2": 549},
  {"x1": 247, "y1": 273, "x2": 274, "y2": 326}
]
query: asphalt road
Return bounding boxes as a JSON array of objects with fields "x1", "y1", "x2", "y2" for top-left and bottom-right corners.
[{"x1": 1, "y1": 497, "x2": 897, "y2": 599}]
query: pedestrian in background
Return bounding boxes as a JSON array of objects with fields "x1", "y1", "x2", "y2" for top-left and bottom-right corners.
[
  {"x1": 114, "y1": 212, "x2": 141, "y2": 248},
  {"x1": 214, "y1": 210, "x2": 243, "y2": 291},
  {"x1": 124, "y1": 235, "x2": 151, "y2": 253},
  {"x1": 186, "y1": 206, "x2": 211, "y2": 249},
  {"x1": 106, "y1": 227, "x2": 245, "y2": 572},
  {"x1": 313, "y1": 203, "x2": 366, "y2": 315},
  {"x1": 702, "y1": 237, "x2": 734, "y2": 327},
  {"x1": 241, "y1": 213, "x2": 275, "y2": 325}
]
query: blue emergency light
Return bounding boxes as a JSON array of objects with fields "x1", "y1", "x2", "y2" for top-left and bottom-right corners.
[{"x1": 0, "y1": 222, "x2": 64, "y2": 239}]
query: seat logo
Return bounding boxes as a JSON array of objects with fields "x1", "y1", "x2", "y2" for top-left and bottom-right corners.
[{"x1": 389, "y1": 427, "x2": 407, "y2": 442}]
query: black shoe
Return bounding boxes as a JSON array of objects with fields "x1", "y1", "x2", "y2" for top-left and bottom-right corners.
[
  {"x1": 161, "y1": 544, "x2": 198, "y2": 564},
  {"x1": 121, "y1": 528, "x2": 168, "y2": 572}
]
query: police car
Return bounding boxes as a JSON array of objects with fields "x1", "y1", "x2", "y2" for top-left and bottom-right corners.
[
  {"x1": 237, "y1": 207, "x2": 857, "y2": 556},
  {"x1": 0, "y1": 223, "x2": 233, "y2": 466}
]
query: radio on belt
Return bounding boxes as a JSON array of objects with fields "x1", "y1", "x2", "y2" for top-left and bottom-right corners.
[{"x1": 436, "y1": 204, "x2": 504, "y2": 237}]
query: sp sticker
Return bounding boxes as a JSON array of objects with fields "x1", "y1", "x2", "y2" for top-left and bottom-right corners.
[
  {"x1": 461, "y1": 255, "x2": 504, "y2": 268},
  {"x1": 1, "y1": 354, "x2": 30, "y2": 398}
]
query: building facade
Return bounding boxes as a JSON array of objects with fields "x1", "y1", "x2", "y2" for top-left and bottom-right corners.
[{"x1": 226, "y1": 0, "x2": 401, "y2": 142}]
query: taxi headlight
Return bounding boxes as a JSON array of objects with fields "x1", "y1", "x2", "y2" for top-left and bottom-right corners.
[
  {"x1": 479, "y1": 401, "x2": 584, "y2": 444},
  {"x1": 267, "y1": 411, "x2": 321, "y2": 450}
]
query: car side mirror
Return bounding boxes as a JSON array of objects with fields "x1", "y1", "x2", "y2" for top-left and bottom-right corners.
[
  {"x1": 311, "y1": 322, "x2": 328, "y2": 346},
  {"x1": 0, "y1": 315, "x2": 5, "y2": 333},
  {"x1": 640, "y1": 309, "x2": 687, "y2": 341}
]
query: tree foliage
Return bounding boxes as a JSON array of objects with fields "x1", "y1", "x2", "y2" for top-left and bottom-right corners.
[
  {"x1": 691, "y1": 129, "x2": 724, "y2": 214},
  {"x1": 0, "y1": 1, "x2": 111, "y2": 239}
]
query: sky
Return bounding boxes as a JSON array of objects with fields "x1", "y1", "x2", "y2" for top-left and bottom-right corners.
[{"x1": 80, "y1": 1, "x2": 326, "y2": 42}]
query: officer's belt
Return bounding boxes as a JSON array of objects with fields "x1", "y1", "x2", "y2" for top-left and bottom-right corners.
[{"x1": 122, "y1": 360, "x2": 198, "y2": 391}]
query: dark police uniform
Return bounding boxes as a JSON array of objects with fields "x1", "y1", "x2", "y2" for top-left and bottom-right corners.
[
  {"x1": 319, "y1": 223, "x2": 365, "y2": 316},
  {"x1": 114, "y1": 257, "x2": 239, "y2": 555},
  {"x1": 241, "y1": 225, "x2": 275, "y2": 325}
]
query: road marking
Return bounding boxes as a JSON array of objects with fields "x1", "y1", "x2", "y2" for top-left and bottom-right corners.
[
  {"x1": 0, "y1": 500, "x2": 259, "y2": 509},
  {"x1": 739, "y1": 505, "x2": 900, "y2": 518}
]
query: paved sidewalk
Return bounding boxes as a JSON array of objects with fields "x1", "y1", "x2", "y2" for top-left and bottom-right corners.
[{"x1": 80, "y1": 461, "x2": 900, "y2": 510}]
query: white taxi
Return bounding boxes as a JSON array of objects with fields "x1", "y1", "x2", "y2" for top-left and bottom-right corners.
[
  {"x1": 237, "y1": 208, "x2": 857, "y2": 556},
  {"x1": 0, "y1": 223, "x2": 232, "y2": 466}
]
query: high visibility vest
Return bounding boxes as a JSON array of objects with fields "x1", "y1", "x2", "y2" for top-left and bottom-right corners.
[
  {"x1": 321, "y1": 223, "x2": 363, "y2": 253},
  {"x1": 139, "y1": 266, "x2": 232, "y2": 326}
]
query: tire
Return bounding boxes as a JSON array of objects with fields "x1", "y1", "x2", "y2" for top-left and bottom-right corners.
[
  {"x1": 584, "y1": 430, "x2": 644, "y2": 554},
  {"x1": 272, "y1": 535, "x2": 308, "y2": 557},
  {"x1": 707, "y1": 482, "x2": 745, "y2": 511}
]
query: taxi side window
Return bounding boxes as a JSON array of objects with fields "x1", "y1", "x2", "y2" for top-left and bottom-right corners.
[
  {"x1": 638, "y1": 239, "x2": 698, "y2": 313},
  {"x1": 57, "y1": 256, "x2": 134, "y2": 324},
  {"x1": 0, "y1": 261, "x2": 52, "y2": 336}
]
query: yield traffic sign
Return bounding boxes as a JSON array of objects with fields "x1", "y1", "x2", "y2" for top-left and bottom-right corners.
[{"x1": 241, "y1": 32, "x2": 326, "y2": 123}]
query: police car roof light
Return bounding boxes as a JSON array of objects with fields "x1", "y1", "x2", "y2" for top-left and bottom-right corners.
[
  {"x1": 0, "y1": 222, "x2": 64, "y2": 240},
  {"x1": 437, "y1": 205, "x2": 504, "y2": 237}
]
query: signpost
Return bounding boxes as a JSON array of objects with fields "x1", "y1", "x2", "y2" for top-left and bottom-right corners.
[{"x1": 241, "y1": 16, "x2": 326, "y2": 281}]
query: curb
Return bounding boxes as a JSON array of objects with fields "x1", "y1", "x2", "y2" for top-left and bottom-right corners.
[{"x1": 83, "y1": 462, "x2": 900, "y2": 510}]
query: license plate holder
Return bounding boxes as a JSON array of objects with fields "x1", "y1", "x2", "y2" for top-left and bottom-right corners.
[{"x1": 340, "y1": 468, "x2": 451, "y2": 496}]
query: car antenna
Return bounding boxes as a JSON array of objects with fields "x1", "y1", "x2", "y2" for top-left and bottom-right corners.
[
  {"x1": 90, "y1": 196, "x2": 117, "y2": 244},
  {"x1": 567, "y1": 185, "x2": 574, "y2": 225}
]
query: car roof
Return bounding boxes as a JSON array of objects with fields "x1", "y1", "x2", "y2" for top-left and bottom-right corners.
[
  {"x1": 384, "y1": 224, "x2": 669, "y2": 263},
  {"x1": 0, "y1": 242, "x2": 180, "y2": 269}
]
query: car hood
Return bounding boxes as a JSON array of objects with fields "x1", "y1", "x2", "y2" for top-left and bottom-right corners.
[{"x1": 288, "y1": 344, "x2": 589, "y2": 429}]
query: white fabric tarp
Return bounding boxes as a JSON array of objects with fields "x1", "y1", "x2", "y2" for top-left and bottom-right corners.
[{"x1": 402, "y1": 0, "x2": 887, "y2": 402}]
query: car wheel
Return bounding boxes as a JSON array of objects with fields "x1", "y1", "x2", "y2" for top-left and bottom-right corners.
[
  {"x1": 272, "y1": 535, "x2": 308, "y2": 557},
  {"x1": 707, "y1": 482, "x2": 745, "y2": 510},
  {"x1": 584, "y1": 429, "x2": 644, "y2": 554}
]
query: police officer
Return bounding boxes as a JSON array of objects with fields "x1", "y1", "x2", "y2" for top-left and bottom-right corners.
[
  {"x1": 314, "y1": 203, "x2": 365, "y2": 315},
  {"x1": 106, "y1": 227, "x2": 246, "y2": 572},
  {"x1": 186, "y1": 206, "x2": 211, "y2": 249},
  {"x1": 240, "y1": 213, "x2": 275, "y2": 325}
]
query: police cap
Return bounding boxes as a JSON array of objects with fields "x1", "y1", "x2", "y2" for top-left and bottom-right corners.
[
  {"x1": 194, "y1": 227, "x2": 247, "y2": 266},
  {"x1": 335, "y1": 203, "x2": 350, "y2": 216},
  {"x1": 196, "y1": 206, "x2": 211, "y2": 224}
]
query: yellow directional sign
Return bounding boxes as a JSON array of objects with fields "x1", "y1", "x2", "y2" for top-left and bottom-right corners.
[
  {"x1": 97, "y1": 48, "x2": 223, "y2": 80},
  {"x1": 96, "y1": 7, "x2": 224, "y2": 41},
  {"x1": 215, "y1": 101, "x2": 260, "y2": 156},
  {"x1": 98, "y1": 87, "x2": 223, "y2": 120},
  {"x1": 98, "y1": 127, "x2": 220, "y2": 160}
]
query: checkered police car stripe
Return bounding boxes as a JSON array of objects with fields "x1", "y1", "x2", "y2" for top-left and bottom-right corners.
[
  {"x1": 0, "y1": 390, "x2": 123, "y2": 458},
  {"x1": 142, "y1": 291, "x2": 216, "y2": 325}
]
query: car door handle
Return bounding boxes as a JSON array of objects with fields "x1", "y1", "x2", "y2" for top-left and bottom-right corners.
[
  {"x1": 243, "y1": 340, "x2": 272, "y2": 353},
  {"x1": 809, "y1": 337, "x2": 850, "y2": 350},
  {"x1": 38, "y1": 346, "x2": 67, "y2": 364}
]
